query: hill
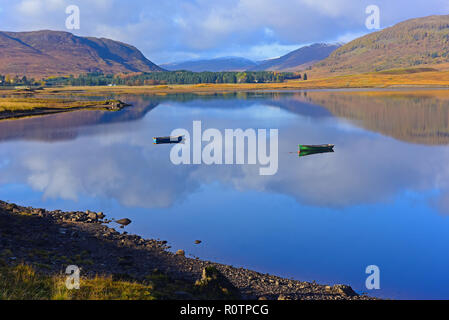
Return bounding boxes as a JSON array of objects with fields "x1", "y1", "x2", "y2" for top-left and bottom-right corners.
[
  {"x1": 161, "y1": 57, "x2": 258, "y2": 72},
  {"x1": 0, "y1": 30, "x2": 163, "y2": 77},
  {"x1": 315, "y1": 15, "x2": 449, "y2": 75},
  {"x1": 251, "y1": 43, "x2": 341, "y2": 71}
]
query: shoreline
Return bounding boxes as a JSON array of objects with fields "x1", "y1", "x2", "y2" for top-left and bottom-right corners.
[
  {"x1": 2, "y1": 67, "x2": 449, "y2": 122},
  {"x1": 0, "y1": 98, "x2": 130, "y2": 121},
  {"x1": 0, "y1": 200, "x2": 376, "y2": 300}
]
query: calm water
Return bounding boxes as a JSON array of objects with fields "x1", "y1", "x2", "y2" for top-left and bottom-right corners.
[{"x1": 1, "y1": 90, "x2": 449, "y2": 299}]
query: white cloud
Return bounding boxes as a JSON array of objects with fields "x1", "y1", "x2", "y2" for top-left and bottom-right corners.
[{"x1": 1, "y1": 0, "x2": 448, "y2": 62}]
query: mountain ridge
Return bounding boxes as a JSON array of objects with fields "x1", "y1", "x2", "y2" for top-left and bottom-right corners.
[
  {"x1": 0, "y1": 30, "x2": 163, "y2": 77},
  {"x1": 161, "y1": 56, "x2": 258, "y2": 72},
  {"x1": 161, "y1": 43, "x2": 341, "y2": 72},
  {"x1": 314, "y1": 14, "x2": 449, "y2": 75},
  {"x1": 250, "y1": 43, "x2": 341, "y2": 71}
]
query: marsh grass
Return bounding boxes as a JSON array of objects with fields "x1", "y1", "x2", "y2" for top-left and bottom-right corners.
[
  {"x1": 0, "y1": 98, "x2": 119, "y2": 113},
  {"x1": 0, "y1": 263, "x2": 159, "y2": 300},
  {"x1": 0, "y1": 263, "x2": 240, "y2": 300},
  {"x1": 36, "y1": 69, "x2": 449, "y2": 97}
]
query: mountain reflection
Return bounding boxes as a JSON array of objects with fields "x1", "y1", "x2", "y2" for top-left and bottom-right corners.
[
  {"x1": 1, "y1": 90, "x2": 449, "y2": 215},
  {"x1": 298, "y1": 90, "x2": 449, "y2": 145},
  {"x1": 0, "y1": 96, "x2": 159, "y2": 142}
]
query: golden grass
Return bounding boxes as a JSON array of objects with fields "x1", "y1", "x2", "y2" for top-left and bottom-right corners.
[
  {"x1": 0, "y1": 98, "x2": 121, "y2": 113},
  {"x1": 0, "y1": 264, "x2": 157, "y2": 300},
  {"x1": 0, "y1": 263, "x2": 239, "y2": 300},
  {"x1": 32, "y1": 69, "x2": 449, "y2": 97}
]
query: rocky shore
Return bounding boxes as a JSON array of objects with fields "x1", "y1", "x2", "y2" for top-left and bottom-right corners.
[{"x1": 0, "y1": 200, "x2": 375, "y2": 300}]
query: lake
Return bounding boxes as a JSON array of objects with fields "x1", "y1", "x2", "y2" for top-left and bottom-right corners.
[{"x1": 1, "y1": 89, "x2": 449, "y2": 299}]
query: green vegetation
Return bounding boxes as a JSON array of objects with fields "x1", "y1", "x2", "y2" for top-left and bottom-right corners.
[
  {"x1": 0, "y1": 263, "x2": 240, "y2": 300},
  {"x1": 0, "y1": 97, "x2": 127, "y2": 120},
  {"x1": 0, "y1": 74, "x2": 40, "y2": 87},
  {"x1": 42, "y1": 71, "x2": 303, "y2": 87}
]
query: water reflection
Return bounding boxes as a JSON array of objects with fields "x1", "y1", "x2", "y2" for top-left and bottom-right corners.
[
  {"x1": 300, "y1": 90, "x2": 449, "y2": 145},
  {"x1": 1, "y1": 90, "x2": 449, "y2": 298},
  {"x1": 0, "y1": 91, "x2": 449, "y2": 212}
]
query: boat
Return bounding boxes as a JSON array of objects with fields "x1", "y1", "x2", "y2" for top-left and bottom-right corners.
[
  {"x1": 153, "y1": 135, "x2": 184, "y2": 144},
  {"x1": 298, "y1": 144, "x2": 334, "y2": 157}
]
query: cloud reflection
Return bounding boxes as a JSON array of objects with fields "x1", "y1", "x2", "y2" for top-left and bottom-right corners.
[{"x1": 0, "y1": 92, "x2": 449, "y2": 214}]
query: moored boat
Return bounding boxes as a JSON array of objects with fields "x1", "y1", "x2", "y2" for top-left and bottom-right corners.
[
  {"x1": 298, "y1": 144, "x2": 334, "y2": 157},
  {"x1": 153, "y1": 135, "x2": 184, "y2": 144}
]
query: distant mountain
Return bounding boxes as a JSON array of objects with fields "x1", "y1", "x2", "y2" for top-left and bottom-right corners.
[
  {"x1": 0, "y1": 30, "x2": 163, "y2": 77},
  {"x1": 161, "y1": 57, "x2": 258, "y2": 72},
  {"x1": 316, "y1": 15, "x2": 449, "y2": 74},
  {"x1": 250, "y1": 43, "x2": 341, "y2": 71}
]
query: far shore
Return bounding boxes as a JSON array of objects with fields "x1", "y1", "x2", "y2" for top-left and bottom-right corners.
[
  {"x1": 1, "y1": 68, "x2": 448, "y2": 121},
  {"x1": 39, "y1": 69, "x2": 449, "y2": 95},
  {"x1": 0, "y1": 98, "x2": 130, "y2": 121},
  {"x1": 0, "y1": 200, "x2": 376, "y2": 300}
]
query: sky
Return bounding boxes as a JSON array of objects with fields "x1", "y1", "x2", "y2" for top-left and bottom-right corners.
[{"x1": 0, "y1": 0, "x2": 448, "y2": 64}]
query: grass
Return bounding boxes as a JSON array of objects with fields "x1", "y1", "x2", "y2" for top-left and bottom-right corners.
[
  {"x1": 0, "y1": 98, "x2": 122, "y2": 113},
  {"x1": 0, "y1": 263, "x2": 158, "y2": 300},
  {"x1": 0, "y1": 263, "x2": 240, "y2": 300},
  {"x1": 29, "y1": 68, "x2": 449, "y2": 97}
]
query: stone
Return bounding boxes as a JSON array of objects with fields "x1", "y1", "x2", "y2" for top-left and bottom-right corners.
[
  {"x1": 115, "y1": 218, "x2": 131, "y2": 226},
  {"x1": 194, "y1": 240, "x2": 202, "y2": 244},
  {"x1": 176, "y1": 249, "x2": 185, "y2": 256},
  {"x1": 333, "y1": 284, "x2": 357, "y2": 297},
  {"x1": 87, "y1": 212, "x2": 98, "y2": 220}
]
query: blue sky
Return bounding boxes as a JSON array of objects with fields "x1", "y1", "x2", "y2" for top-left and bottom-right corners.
[{"x1": 0, "y1": 0, "x2": 448, "y2": 64}]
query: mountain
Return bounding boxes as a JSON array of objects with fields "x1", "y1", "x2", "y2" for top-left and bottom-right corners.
[
  {"x1": 315, "y1": 15, "x2": 449, "y2": 75},
  {"x1": 0, "y1": 30, "x2": 163, "y2": 77},
  {"x1": 250, "y1": 43, "x2": 341, "y2": 71},
  {"x1": 161, "y1": 57, "x2": 258, "y2": 72}
]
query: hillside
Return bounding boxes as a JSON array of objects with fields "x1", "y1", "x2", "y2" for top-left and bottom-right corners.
[
  {"x1": 0, "y1": 30, "x2": 163, "y2": 77},
  {"x1": 161, "y1": 57, "x2": 258, "y2": 72},
  {"x1": 251, "y1": 43, "x2": 340, "y2": 71},
  {"x1": 315, "y1": 15, "x2": 449, "y2": 75}
]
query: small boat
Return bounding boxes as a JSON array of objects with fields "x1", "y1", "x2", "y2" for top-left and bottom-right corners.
[
  {"x1": 153, "y1": 135, "x2": 184, "y2": 144},
  {"x1": 298, "y1": 144, "x2": 334, "y2": 157}
]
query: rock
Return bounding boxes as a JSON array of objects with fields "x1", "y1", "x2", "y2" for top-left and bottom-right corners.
[
  {"x1": 325, "y1": 285, "x2": 332, "y2": 293},
  {"x1": 333, "y1": 284, "x2": 358, "y2": 297},
  {"x1": 97, "y1": 212, "x2": 105, "y2": 219},
  {"x1": 115, "y1": 218, "x2": 131, "y2": 226},
  {"x1": 87, "y1": 212, "x2": 97, "y2": 220},
  {"x1": 194, "y1": 240, "x2": 202, "y2": 244},
  {"x1": 258, "y1": 296, "x2": 268, "y2": 300},
  {"x1": 176, "y1": 250, "x2": 185, "y2": 256},
  {"x1": 278, "y1": 294, "x2": 292, "y2": 300}
]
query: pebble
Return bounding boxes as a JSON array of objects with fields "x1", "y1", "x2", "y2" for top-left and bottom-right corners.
[{"x1": 176, "y1": 249, "x2": 185, "y2": 256}]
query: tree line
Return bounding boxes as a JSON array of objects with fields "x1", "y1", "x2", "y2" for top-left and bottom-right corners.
[
  {"x1": 42, "y1": 71, "x2": 308, "y2": 86},
  {"x1": 0, "y1": 75, "x2": 40, "y2": 86},
  {"x1": 0, "y1": 71, "x2": 309, "y2": 87}
]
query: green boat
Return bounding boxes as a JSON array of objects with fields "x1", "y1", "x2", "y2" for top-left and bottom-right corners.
[{"x1": 298, "y1": 144, "x2": 334, "y2": 157}]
